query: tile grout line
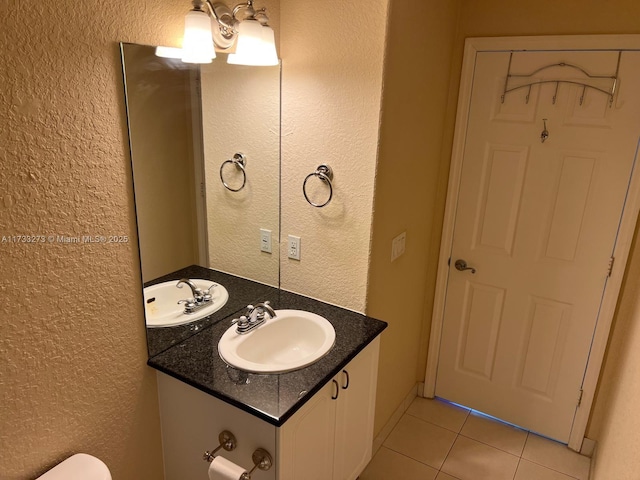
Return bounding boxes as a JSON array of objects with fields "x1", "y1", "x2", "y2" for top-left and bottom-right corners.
[
  {"x1": 512, "y1": 431, "x2": 530, "y2": 480},
  {"x1": 378, "y1": 444, "x2": 444, "y2": 473},
  {"x1": 513, "y1": 456, "x2": 523, "y2": 480},
  {"x1": 520, "y1": 432, "x2": 584, "y2": 480},
  {"x1": 520, "y1": 457, "x2": 583, "y2": 480},
  {"x1": 438, "y1": 409, "x2": 470, "y2": 476},
  {"x1": 455, "y1": 431, "x2": 527, "y2": 458},
  {"x1": 406, "y1": 404, "x2": 530, "y2": 459},
  {"x1": 393, "y1": 400, "x2": 587, "y2": 480},
  {"x1": 404, "y1": 410, "x2": 471, "y2": 435},
  {"x1": 438, "y1": 431, "x2": 460, "y2": 477}
]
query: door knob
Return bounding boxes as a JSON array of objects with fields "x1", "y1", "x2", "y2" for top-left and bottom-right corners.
[{"x1": 454, "y1": 259, "x2": 476, "y2": 274}]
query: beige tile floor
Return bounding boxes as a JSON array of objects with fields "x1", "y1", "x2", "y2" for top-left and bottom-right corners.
[{"x1": 360, "y1": 397, "x2": 591, "y2": 480}]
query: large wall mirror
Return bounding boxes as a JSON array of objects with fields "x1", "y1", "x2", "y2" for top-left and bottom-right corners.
[{"x1": 121, "y1": 43, "x2": 280, "y2": 356}]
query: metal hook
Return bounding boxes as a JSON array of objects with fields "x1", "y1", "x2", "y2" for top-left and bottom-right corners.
[
  {"x1": 541, "y1": 118, "x2": 549, "y2": 143},
  {"x1": 552, "y1": 82, "x2": 559, "y2": 105}
]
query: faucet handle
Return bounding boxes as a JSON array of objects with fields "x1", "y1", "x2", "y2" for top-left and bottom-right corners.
[
  {"x1": 231, "y1": 315, "x2": 250, "y2": 331},
  {"x1": 178, "y1": 299, "x2": 196, "y2": 313}
]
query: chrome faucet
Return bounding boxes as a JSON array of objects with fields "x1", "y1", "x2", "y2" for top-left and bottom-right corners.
[
  {"x1": 232, "y1": 301, "x2": 277, "y2": 334},
  {"x1": 176, "y1": 278, "x2": 215, "y2": 315}
]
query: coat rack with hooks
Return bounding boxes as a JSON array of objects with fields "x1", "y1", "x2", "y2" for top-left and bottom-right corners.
[{"x1": 500, "y1": 51, "x2": 621, "y2": 107}]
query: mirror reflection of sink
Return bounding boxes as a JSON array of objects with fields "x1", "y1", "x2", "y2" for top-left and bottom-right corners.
[
  {"x1": 144, "y1": 280, "x2": 229, "y2": 328},
  {"x1": 218, "y1": 309, "x2": 336, "y2": 373}
]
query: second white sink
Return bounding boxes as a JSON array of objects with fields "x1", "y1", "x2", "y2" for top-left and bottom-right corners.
[
  {"x1": 144, "y1": 279, "x2": 229, "y2": 328},
  {"x1": 218, "y1": 309, "x2": 336, "y2": 373}
]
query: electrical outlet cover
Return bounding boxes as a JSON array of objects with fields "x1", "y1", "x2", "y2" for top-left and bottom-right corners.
[
  {"x1": 288, "y1": 235, "x2": 301, "y2": 260},
  {"x1": 391, "y1": 232, "x2": 406, "y2": 262},
  {"x1": 260, "y1": 228, "x2": 272, "y2": 254}
]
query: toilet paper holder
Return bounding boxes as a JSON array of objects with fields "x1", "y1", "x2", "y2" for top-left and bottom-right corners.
[
  {"x1": 203, "y1": 430, "x2": 238, "y2": 462},
  {"x1": 240, "y1": 448, "x2": 273, "y2": 479},
  {"x1": 203, "y1": 430, "x2": 273, "y2": 479}
]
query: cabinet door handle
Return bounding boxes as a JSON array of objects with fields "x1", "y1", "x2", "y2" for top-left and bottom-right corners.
[
  {"x1": 331, "y1": 379, "x2": 339, "y2": 400},
  {"x1": 341, "y1": 370, "x2": 350, "y2": 390}
]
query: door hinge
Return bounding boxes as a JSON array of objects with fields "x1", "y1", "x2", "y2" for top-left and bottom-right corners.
[
  {"x1": 200, "y1": 182, "x2": 206, "y2": 197},
  {"x1": 607, "y1": 256, "x2": 615, "y2": 277},
  {"x1": 577, "y1": 388, "x2": 584, "y2": 407}
]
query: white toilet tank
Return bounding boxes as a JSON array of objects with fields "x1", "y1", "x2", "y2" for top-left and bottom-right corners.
[{"x1": 36, "y1": 453, "x2": 111, "y2": 480}]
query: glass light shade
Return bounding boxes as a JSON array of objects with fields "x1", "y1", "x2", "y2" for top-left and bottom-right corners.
[
  {"x1": 259, "y1": 26, "x2": 279, "y2": 66},
  {"x1": 227, "y1": 20, "x2": 278, "y2": 66},
  {"x1": 181, "y1": 9, "x2": 216, "y2": 64},
  {"x1": 155, "y1": 46, "x2": 183, "y2": 59}
]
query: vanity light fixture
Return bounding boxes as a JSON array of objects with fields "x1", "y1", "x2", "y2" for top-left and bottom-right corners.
[
  {"x1": 227, "y1": 15, "x2": 278, "y2": 66},
  {"x1": 182, "y1": 3, "x2": 217, "y2": 63},
  {"x1": 157, "y1": 0, "x2": 278, "y2": 66},
  {"x1": 155, "y1": 46, "x2": 185, "y2": 59}
]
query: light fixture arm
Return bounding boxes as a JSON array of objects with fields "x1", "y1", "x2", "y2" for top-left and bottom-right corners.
[
  {"x1": 177, "y1": 0, "x2": 277, "y2": 64},
  {"x1": 194, "y1": 0, "x2": 272, "y2": 50},
  {"x1": 231, "y1": 0, "x2": 266, "y2": 23},
  {"x1": 204, "y1": 0, "x2": 237, "y2": 43},
  {"x1": 232, "y1": 0, "x2": 255, "y2": 19}
]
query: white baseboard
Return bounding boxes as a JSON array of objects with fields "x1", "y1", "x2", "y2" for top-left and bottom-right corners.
[
  {"x1": 588, "y1": 440, "x2": 598, "y2": 480},
  {"x1": 372, "y1": 383, "x2": 418, "y2": 455},
  {"x1": 581, "y1": 437, "x2": 596, "y2": 457}
]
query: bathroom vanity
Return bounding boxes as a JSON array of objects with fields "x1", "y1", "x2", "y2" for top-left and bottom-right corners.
[
  {"x1": 147, "y1": 267, "x2": 386, "y2": 480},
  {"x1": 122, "y1": 42, "x2": 387, "y2": 480}
]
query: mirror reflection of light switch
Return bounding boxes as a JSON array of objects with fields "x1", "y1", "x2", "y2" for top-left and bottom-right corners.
[{"x1": 260, "y1": 228, "x2": 272, "y2": 254}]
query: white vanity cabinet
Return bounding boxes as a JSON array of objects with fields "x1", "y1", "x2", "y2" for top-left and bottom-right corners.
[
  {"x1": 156, "y1": 337, "x2": 380, "y2": 480},
  {"x1": 277, "y1": 338, "x2": 380, "y2": 480}
]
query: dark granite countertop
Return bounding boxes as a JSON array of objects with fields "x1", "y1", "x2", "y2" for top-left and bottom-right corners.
[
  {"x1": 147, "y1": 288, "x2": 387, "y2": 426},
  {"x1": 145, "y1": 265, "x2": 278, "y2": 357}
]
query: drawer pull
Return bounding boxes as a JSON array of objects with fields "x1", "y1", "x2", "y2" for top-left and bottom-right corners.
[
  {"x1": 331, "y1": 379, "x2": 339, "y2": 400},
  {"x1": 341, "y1": 370, "x2": 350, "y2": 390}
]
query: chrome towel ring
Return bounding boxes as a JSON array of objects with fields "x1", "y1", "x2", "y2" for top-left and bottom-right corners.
[
  {"x1": 220, "y1": 153, "x2": 247, "y2": 192},
  {"x1": 303, "y1": 164, "x2": 333, "y2": 208}
]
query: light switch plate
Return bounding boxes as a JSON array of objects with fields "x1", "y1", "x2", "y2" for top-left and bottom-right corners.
[
  {"x1": 288, "y1": 235, "x2": 301, "y2": 260},
  {"x1": 391, "y1": 231, "x2": 406, "y2": 262},
  {"x1": 260, "y1": 228, "x2": 272, "y2": 253}
]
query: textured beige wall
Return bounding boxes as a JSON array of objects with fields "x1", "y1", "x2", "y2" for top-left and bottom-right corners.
[
  {"x1": 590, "y1": 223, "x2": 640, "y2": 479},
  {"x1": 124, "y1": 45, "x2": 199, "y2": 283},
  {"x1": 0, "y1": 0, "x2": 190, "y2": 478},
  {"x1": 367, "y1": 0, "x2": 461, "y2": 436},
  {"x1": 202, "y1": 59, "x2": 280, "y2": 286},
  {"x1": 278, "y1": 0, "x2": 389, "y2": 313}
]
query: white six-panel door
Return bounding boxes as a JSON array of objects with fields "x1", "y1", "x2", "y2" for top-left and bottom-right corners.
[{"x1": 435, "y1": 50, "x2": 640, "y2": 442}]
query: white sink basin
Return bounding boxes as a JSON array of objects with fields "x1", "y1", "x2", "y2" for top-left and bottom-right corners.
[
  {"x1": 218, "y1": 309, "x2": 336, "y2": 373},
  {"x1": 143, "y1": 279, "x2": 229, "y2": 328}
]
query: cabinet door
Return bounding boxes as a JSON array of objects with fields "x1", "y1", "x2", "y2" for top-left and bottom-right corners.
[
  {"x1": 157, "y1": 373, "x2": 277, "y2": 480},
  {"x1": 278, "y1": 380, "x2": 337, "y2": 480},
  {"x1": 332, "y1": 338, "x2": 380, "y2": 480}
]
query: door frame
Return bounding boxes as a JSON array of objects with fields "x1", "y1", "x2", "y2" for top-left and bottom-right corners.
[
  {"x1": 189, "y1": 68, "x2": 210, "y2": 267},
  {"x1": 424, "y1": 35, "x2": 640, "y2": 452}
]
